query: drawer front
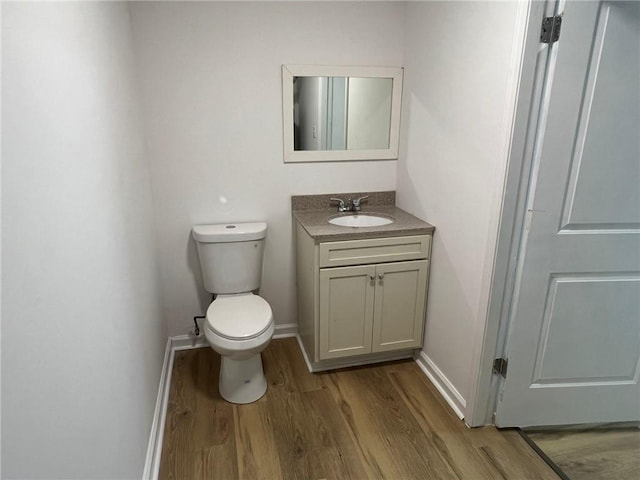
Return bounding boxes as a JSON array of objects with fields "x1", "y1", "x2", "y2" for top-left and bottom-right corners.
[{"x1": 319, "y1": 235, "x2": 430, "y2": 268}]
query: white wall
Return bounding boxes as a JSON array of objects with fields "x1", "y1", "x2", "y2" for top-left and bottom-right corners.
[
  {"x1": 129, "y1": 2, "x2": 404, "y2": 336},
  {"x1": 2, "y1": 3, "x2": 165, "y2": 478},
  {"x1": 397, "y1": 1, "x2": 523, "y2": 408}
]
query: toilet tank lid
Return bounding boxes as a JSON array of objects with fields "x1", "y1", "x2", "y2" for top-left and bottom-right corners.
[{"x1": 192, "y1": 222, "x2": 267, "y2": 243}]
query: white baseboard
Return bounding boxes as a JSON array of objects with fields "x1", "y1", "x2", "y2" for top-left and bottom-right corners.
[
  {"x1": 171, "y1": 333, "x2": 208, "y2": 351},
  {"x1": 142, "y1": 338, "x2": 173, "y2": 480},
  {"x1": 141, "y1": 334, "x2": 207, "y2": 479},
  {"x1": 296, "y1": 333, "x2": 413, "y2": 373},
  {"x1": 273, "y1": 322, "x2": 297, "y2": 339},
  {"x1": 415, "y1": 351, "x2": 466, "y2": 420},
  {"x1": 296, "y1": 334, "x2": 315, "y2": 372}
]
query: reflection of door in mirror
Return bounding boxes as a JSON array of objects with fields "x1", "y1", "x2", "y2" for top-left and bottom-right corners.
[
  {"x1": 294, "y1": 77, "x2": 347, "y2": 151},
  {"x1": 294, "y1": 76, "x2": 392, "y2": 151}
]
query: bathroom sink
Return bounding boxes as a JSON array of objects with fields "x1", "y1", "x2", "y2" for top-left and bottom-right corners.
[{"x1": 329, "y1": 214, "x2": 394, "y2": 227}]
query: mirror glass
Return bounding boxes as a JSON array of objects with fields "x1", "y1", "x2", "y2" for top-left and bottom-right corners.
[
  {"x1": 294, "y1": 76, "x2": 393, "y2": 151},
  {"x1": 282, "y1": 65, "x2": 403, "y2": 163}
]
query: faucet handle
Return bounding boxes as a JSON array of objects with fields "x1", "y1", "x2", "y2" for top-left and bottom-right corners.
[
  {"x1": 330, "y1": 197, "x2": 347, "y2": 212},
  {"x1": 351, "y1": 195, "x2": 369, "y2": 209}
]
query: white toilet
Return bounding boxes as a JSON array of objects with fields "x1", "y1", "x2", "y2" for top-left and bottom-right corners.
[{"x1": 192, "y1": 222, "x2": 274, "y2": 404}]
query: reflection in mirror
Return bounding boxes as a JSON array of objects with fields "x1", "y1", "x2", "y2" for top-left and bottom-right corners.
[
  {"x1": 282, "y1": 65, "x2": 403, "y2": 163},
  {"x1": 294, "y1": 77, "x2": 393, "y2": 151}
]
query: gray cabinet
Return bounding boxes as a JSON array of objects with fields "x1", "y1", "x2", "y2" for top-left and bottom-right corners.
[
  {"x1": 319, "y1": 260, "x2": 428, "y2": 360},
  {"x1": 319, "y1": 264, "x2": 375, "y2": 359},
  {"x1": 296, "y1": 223, "x2": 432, "y2": 371}
]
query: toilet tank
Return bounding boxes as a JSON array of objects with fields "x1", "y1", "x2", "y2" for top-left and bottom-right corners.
[{"x1": 192, "y1": 222, "x2": 267, "y2": 294}]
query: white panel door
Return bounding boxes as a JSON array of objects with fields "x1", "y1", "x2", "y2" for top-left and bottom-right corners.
[{"x1": 496, "y1": 0, "x2": 640, "y2": 427}]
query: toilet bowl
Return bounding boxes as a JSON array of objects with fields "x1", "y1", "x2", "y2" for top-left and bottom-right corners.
[{"x1": 204, "y1": 293, "x2": 274, "y2": 403}]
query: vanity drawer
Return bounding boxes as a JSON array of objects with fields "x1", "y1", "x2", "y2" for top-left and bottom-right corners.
[{"x1": 319, "y1": 235, "x2": 430, "y2": 268}]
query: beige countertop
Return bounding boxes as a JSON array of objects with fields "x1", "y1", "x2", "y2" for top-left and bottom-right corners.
[{"x1": 293, "y1": 205, "x2": 435, "y2": 242}]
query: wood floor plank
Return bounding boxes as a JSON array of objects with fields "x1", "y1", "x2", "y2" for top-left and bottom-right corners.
[
  {"x1": 263, "y1": 385, "x2": 368, "y2": 480},
  {"x1": 159, "y1": 350, "x2": 197, "y2": 480},
  {"x1": 159, "y1": 338, "x2": 561, "y2": 480},
  {"x1": 160, "y1": 348, "x2": 238, "y2": 480},
  {"x1": 303, "y1": 387, "x2": 369, "y2": 480},
  {"x1": 233, "y1": 402, "x2": 283, "y2": 480},
  {"x1": 388, "y1": 361, "x2": 558, "y2": 479},
  {"x1": 192, "y1": 349, "x2": 237, "y2": 480},
  {"x1": 262, "y1": 338, "x2": 326, "y2": 394},
  {"x1": 527, "y1": 427, "x2": 640, "y2": 480},
  {"x1": 388, "y1": 366, "x2": 506, "y2": 479},
  {"x1": 473, "y1": 430, "x2": 560, "y2": 480},
  {"x1": 324, "y1": 365, "x2": 461, "y2": 479}
]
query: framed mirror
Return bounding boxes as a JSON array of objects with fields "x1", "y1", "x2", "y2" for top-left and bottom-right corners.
[{"x1": 282, "y1": 65, "x2": 403, "y2": 163}]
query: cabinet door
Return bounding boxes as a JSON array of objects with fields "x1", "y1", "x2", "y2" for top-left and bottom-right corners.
[
  {"x1": 372, "y1": 260, "x2": 428, "y2": 352},
  {"x1": 319, "y1": 265, "x2": 375, "y2": 360}
]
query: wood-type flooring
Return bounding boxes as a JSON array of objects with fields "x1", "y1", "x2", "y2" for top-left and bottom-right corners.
[
  {"x1": 526, "y1": 424, "x2": 640, "y2": 480},
  {"x1": 159, "y1": 338, "x2": 559, "y2": 479}
]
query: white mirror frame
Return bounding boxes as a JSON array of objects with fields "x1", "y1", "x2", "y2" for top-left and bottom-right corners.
[{"x1": 282, "y1": 65, "x2": 403, "y2": 163}]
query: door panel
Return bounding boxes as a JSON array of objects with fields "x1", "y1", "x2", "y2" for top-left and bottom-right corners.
[
  {"x1": 372, "y1": 260, "x2": 428, "y2": 352},
  {"x1": 560, "y1": 1, "x2": 640, "y2": 229},
  {"x1": 496, "y1": 0, "x2": 640, "y2": 426},
  {"x1": 319, "y1": 265, "x2": 375, "y2": 360},
  {"x1": 533, "y1": 275, "x2": 640, "y2": 383}
]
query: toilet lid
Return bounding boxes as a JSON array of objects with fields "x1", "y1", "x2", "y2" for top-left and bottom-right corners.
[{"x1": 206, "y1": 295, "x2": 273, "y2": 340}]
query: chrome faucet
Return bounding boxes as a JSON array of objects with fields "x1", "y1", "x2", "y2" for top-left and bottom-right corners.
[
  {"x1": 330, "y1": 195, "x2": 369, "y2": 213},
  {"x1": 351, "y1": 195, "x2": 369, "y2": 211},
  {"x1": 330, "y1": 197, "x2": 351, "y2": 212}
]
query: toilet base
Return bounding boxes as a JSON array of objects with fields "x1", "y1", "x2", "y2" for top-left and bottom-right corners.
[{"x1": 219, "y1": 354, "x2": 267, "y2": 404}]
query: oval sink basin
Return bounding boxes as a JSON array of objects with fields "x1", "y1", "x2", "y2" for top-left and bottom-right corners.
[{"x1": 329, "y1": 214, "x2": 394, "y2": 227}]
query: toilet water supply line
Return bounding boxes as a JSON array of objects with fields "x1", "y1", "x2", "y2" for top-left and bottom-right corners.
[
  {"x1": 193, "y1": 294, "x2": 215, "y2": 337},
  {"x1": 192, "y1": 315, "x2": 203, "y2": 336}
]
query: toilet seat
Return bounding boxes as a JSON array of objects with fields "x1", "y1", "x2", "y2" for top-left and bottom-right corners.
[{"x1": 206, "y1": 294, "x2": 273, "y2": 340}]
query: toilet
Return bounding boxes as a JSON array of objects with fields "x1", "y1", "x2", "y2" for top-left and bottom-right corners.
[{"x1": 192, "y1": 222, "x2": 274, "y2": 404}]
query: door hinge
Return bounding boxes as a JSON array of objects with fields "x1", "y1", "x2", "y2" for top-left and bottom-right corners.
[
  {"x1": 540, "y1": 15, "x2": 562, "y2": 44},
  {"x1": 492, "y1": 357, "x2": 508, "y2": 378}
]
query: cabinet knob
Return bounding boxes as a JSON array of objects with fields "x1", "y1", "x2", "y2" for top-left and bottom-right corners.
[
  {"x1": 369, "y1": 274, "x2": 375, "y2": 280},
  {"x1": 378, "y1": 273, "x2": 384, "y2": 280}
]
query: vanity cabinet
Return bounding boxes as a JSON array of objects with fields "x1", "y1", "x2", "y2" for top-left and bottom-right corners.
[
  {"x1": 319, "y1": 259, "x2": 428, "y2": 360},
  {"x1": 295, "y1": 222, "x2": 432, "y2": 371}
]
